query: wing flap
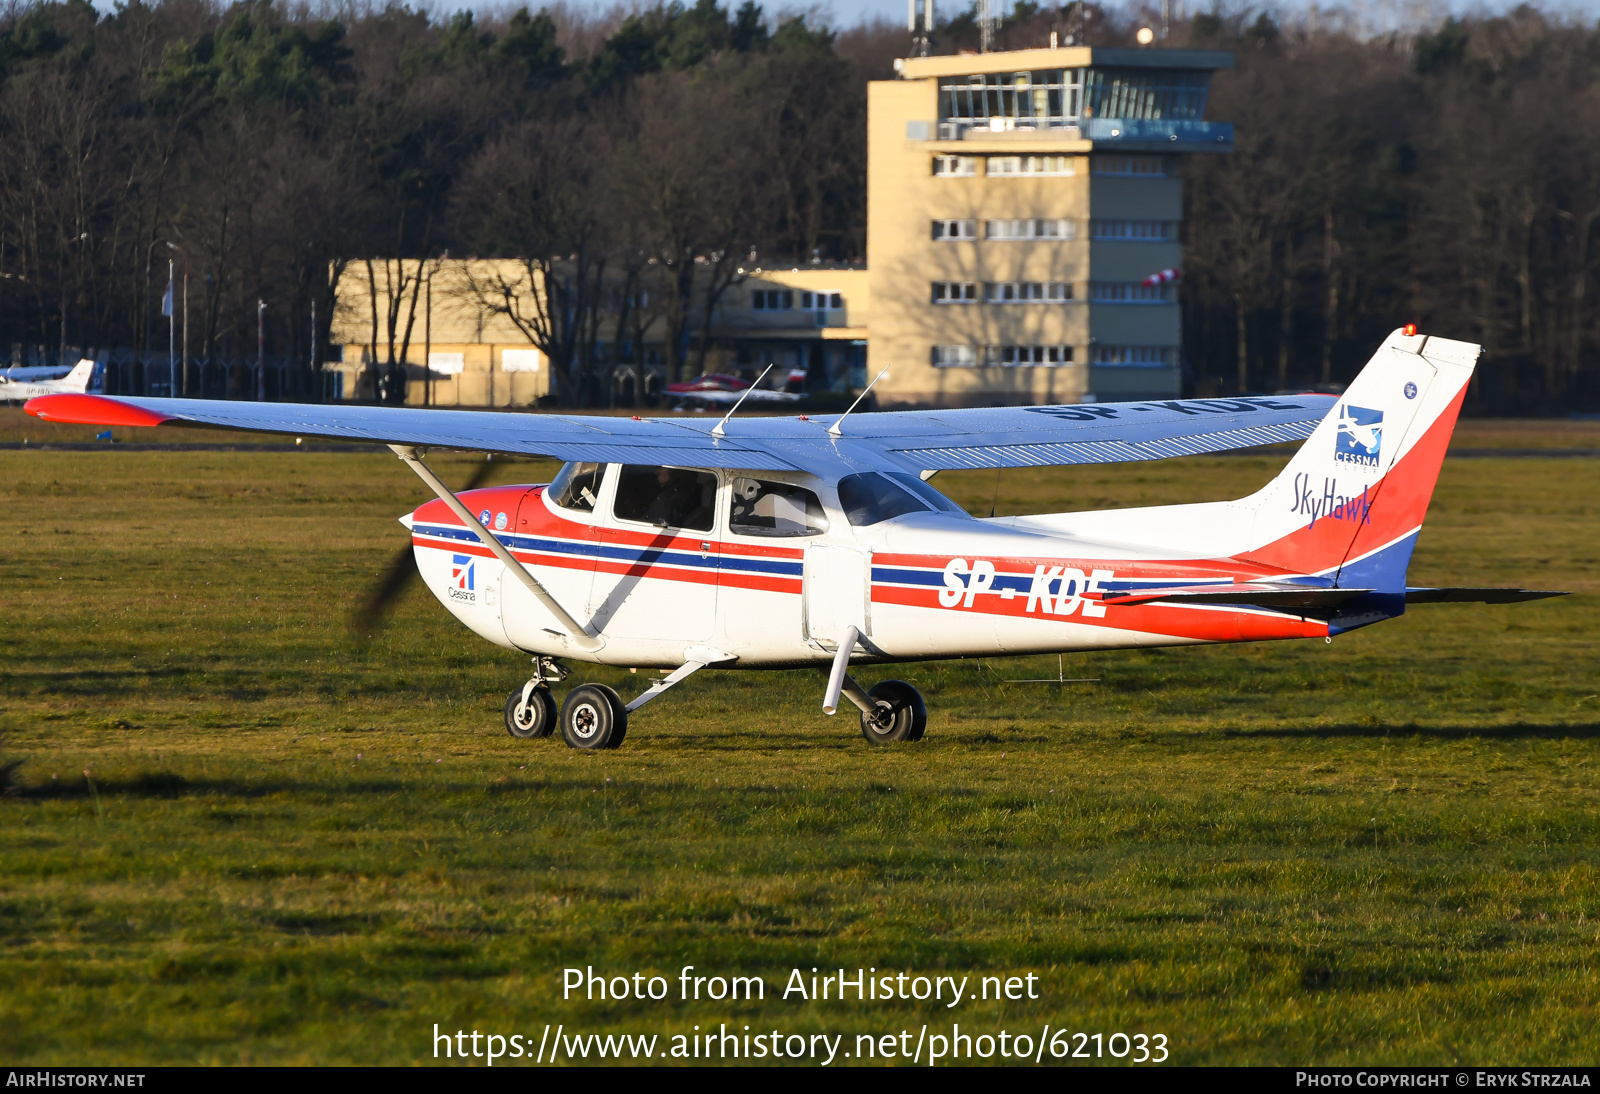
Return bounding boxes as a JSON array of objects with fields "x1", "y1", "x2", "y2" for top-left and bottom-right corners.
[{"x1": 891, "y1": 420, "x2": 1324, "y2": 471}]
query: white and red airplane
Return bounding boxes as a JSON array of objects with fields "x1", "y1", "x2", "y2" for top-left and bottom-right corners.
[
  {"x1": 25, "y1": 328, "x2": 1561, "y2": 750},
  {"x1": 2, "y1": 358, "x2": 96, "y2": 401}
]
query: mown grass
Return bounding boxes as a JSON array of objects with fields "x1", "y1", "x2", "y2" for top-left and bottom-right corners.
[{"x1": 0, "y1": 443, "x2": 1596, "y2": 1066}]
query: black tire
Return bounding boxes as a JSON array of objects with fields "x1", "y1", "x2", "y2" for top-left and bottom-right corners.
[
  {"x1": 561, "y1": 683, "x2": 629, "y2": 750},
  {"x1": 859, "y1": 679, "x2": 927, "y2": 744},
  {"x1": 505, "y1": 686, "x2": 556, "y2": 739}
]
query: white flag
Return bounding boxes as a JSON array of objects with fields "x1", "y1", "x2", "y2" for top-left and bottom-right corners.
[{"x1": 161, "y1": 279, "x2": 174, "y2": 318}]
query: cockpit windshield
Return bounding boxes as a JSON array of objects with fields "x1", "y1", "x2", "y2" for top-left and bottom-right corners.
[
  {"x1": 885, "y1": 472, "x2": 966, "y2": 515},
  {"x1": 548, "y1": 461, "x2": 603, "y2": 512},
  {"x1": 836, "y1": 472, "x2": 966, "y2": 527}
]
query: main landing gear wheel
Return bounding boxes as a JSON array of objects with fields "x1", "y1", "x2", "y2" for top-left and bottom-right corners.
[
  {"x1": 505, "y1": 685, "x2": 557, "y2": 739},
  {"x1": 860, "y1": 680, "x2": 927, "y2": 745},
  {"x1": 561, "y1": 684, "x2": 628, "y2": 750}
]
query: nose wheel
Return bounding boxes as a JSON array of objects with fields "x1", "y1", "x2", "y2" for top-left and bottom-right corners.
[
  {"x1": 505, "y1": 684, "x2": 556, "y2": 738},
  {"x1": 505, "y1": 656, "x2": 567, "y2": 740}
]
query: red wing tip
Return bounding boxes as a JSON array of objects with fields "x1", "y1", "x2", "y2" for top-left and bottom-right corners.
[{"x1": 24, "y1": 393, "x2": 174, "y2": 428}]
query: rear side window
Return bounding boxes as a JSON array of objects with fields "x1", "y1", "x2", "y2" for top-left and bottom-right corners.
[
  {"x1": 548, "y1": 461, "x2": 602, "y2": 512},
  {"x1": 885, "y1": 472, "x2": 966, "y2": 515},
  {"x1": 613, "y1": 465, "x2": 718, "y2": 531},
  {"x1": 728, "y1": 478, "x2": 829, "y2": 537},
  {"x1": 836, "y1": 472, "x2": 932, "y2": 527}
]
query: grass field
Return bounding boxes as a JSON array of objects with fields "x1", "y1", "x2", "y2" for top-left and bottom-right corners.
[{"x1": 1, "y1": 419, "x2": 1597, "y2": 1066}]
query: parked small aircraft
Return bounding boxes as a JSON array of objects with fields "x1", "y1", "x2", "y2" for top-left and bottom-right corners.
[
  {"x1": 2, "y1": 358, "x2": 95, "y2": 402},
  {"x1": 26, "y1": 328, "x2": 1562, "y2": 750},
  {"x1": 666, "y1": 369, "x2": 805, "y2": 408}
]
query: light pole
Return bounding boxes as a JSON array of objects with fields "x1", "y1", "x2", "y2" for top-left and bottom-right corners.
[
  {"x1": 168, "y1": 257, "x2": 176, "y2": 394},
  {"x1": 167, "y1": 242, "x2": 189, "y2": 396},
  {"x1": 257, "y1": 299, "x2": 267, "y2": 401}
]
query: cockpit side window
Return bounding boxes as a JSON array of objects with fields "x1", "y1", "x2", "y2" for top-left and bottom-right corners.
[
  {"x1": 548, "y1": 461, "x2": 603, "y2": 513},
  {"x1": 613, "y1": 465, "x2": 717, "y2": 532},
  {"x1": 836, "y1": 472, "x2": 933, "y2": 527},
  {"x1": 728, "y1": 478, "x2": 829, "y2": 537}
]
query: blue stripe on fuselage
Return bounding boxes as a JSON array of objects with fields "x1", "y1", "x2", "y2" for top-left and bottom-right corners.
[{"x1": 412, "y1": 522, "x2": 802, "y2": 577}]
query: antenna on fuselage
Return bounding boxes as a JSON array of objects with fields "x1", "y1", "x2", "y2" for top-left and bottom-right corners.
[
  {"x1": 827, "y1": 366, "x2": 890, "y2": 438},
  {"x1": 710, "y1": 362, "x2": 776, "y2": 438}
]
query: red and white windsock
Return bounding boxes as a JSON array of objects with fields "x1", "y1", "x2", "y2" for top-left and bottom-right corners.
[{"x1": 1141, "y1": 267, "x2": 1182, "y2": 288}]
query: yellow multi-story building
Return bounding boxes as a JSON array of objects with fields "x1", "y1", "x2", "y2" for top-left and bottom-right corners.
[{"x1": 865, "y1": 46, "x2": 1233, "y2": 407}]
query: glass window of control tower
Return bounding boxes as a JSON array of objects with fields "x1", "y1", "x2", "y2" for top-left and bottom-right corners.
[{"x1": 939, "y1": 70, "x2": 1084, "y2": 128}]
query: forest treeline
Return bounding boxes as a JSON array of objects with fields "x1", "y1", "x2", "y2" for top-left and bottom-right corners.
[{"x1": 1, "y1": 0, "x2": 1597, "y2": 410}]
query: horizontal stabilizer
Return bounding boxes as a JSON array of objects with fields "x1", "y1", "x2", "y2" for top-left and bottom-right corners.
[
  {"x1": 1404, "y1": 587, "x2": 1569, "y2": 604},
  {"x1": 1103, "y1": 583, "x2": 1375, "y2": 607}
]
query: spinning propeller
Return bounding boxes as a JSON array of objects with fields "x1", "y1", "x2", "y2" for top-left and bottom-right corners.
[{"x1": 350, "y1": 454, "x2": 502, "y2": 638}]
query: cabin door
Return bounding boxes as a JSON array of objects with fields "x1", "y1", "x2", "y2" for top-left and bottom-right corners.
[{"x1": 803, "y1": 545, "x2": 871, "y2": 648}]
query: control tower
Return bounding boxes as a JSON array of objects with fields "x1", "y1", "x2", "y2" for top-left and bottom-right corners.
[{"x1": 866, "y1": 46, "x2": 1234, "y2": 407}]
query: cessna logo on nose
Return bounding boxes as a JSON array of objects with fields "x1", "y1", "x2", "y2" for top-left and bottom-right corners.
[
  {"x1": 448, "y1": 554, "x2": 477, "y2": 602},
  {"x1": 1334, "y1": 405, "x2": 1383, "y2": 467}
]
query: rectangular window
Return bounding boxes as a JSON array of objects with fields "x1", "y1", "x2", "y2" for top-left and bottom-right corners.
[
  {"x1": 1091, "y1": 345, "x2": 1171, "y2": 366},
  {"x1": 983, "y1": 281, "x2": 1073, "y2": 302},
  {"x1": 931, "y1": 345, "x2": 979, "y2": 367},
  {"x1": 751, "y1": 289, "x2": 794, "y2": 310},
  {"x1": 1090, "y1": 219, "x2": 1176, "y2": 241},
  {"x1": 427, "y1": 352, "x2": 465, "y2": 375},
  {"x1": 985, "y1": 218, "x2": 1076, "y2": 240},
  {"x1": 799, "y1": 291, "x2": 844, "y2": 310},
  {"x1": 728, "y1": 477, "x2": 829, "y2": 538},
  {"x1": 500, "y1": 349, "x2": 541, "y2": 373},
  {"x1": 931, "y1": 281, "x2": 978, "y2": 304},
  {"x1": 984, "y1": 345, "x2": 1075, "y2": 366},
  {"x1": 1090, "y1": 282, "x2": 1169, "y2": 304},
  {"x1": 1082, "y1": 67, "x2": 1212, "y2": 122},
  {"x1": 986, "y1": 155, "x2": 1074, "y2": 177},
  {"x1": 613, "y1": 465, "x2": 717, "y2": 531},
  {"x1": 933, "y1": 155, "x2": 977, "y2": 177},
  {"x1": 938, "y1": 69, "x2": 1085, "y2": 128},
  {"x1": 932, "y1": 219, "x2": 977, "y2": 240},
  {"x1": 1091, "y1": 155, "x2": 1169, "y2": 176}
]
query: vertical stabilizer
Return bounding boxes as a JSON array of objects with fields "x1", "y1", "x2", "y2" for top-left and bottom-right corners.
[
  {"x1": 62, "y1": 358, "x2": 96, "y2": 393},
  {"x1": 1235, "y1": 328, "x2": 1478, "y2": 592}
]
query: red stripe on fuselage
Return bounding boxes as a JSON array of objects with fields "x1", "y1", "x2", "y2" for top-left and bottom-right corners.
[{"x1": 870, "y1": 583, "x2": 1326, "y2": 642}]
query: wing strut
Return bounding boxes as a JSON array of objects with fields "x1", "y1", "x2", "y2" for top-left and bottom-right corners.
[{"x1": 389, "y1": 445, "x2": 602, "y2": 651}]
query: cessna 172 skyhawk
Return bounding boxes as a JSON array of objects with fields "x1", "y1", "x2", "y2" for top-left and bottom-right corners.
[
  {"x1": 1, "y1": 358, "x2": 95, "y2": 402},
  {"x1": 25, "y1": 328, "x2": 1561, "y2": 750}
]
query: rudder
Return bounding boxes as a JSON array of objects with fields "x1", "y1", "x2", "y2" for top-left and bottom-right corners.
[{"x1": 1235, "y1": 328, "x2": 1478, "y2": 592}]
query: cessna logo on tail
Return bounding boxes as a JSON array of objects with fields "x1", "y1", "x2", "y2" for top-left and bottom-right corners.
[{"x1": 1334, "y1": 405, "x2": 1383, "y2": 467}]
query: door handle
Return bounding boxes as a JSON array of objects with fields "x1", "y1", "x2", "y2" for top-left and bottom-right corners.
[{"x1": 700, "y1": 541, "x2": 711, "y2": 559}]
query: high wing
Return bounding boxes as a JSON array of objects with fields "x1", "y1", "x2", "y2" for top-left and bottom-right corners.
[{"x1": 24, "y1": 391, "x2": 1336, "y2": 473}]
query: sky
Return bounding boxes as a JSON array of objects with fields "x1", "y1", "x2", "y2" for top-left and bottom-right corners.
[{"x1": 538, "y1": 0, "x2": 1600, "y2": 31}]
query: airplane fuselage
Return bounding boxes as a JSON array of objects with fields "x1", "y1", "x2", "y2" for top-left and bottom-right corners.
[{"x1": 408, "y1": 472, "x2": 1332, "y2": 670}]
